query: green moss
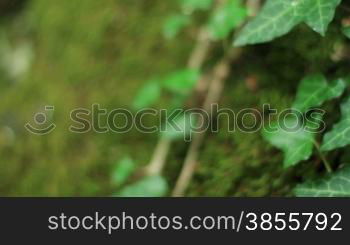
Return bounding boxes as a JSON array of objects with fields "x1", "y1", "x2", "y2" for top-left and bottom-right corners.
[
  {"x1": 0, "y1": 0, "x2": 191, "y2": 196},
  {"x1": 183, "y1": 80, "x2": 296, "y2": 196}
]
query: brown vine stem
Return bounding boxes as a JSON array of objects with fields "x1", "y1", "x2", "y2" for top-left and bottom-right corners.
[
  {"x1": 171, "y1": 48, "x2": 242, "y2": 197},
  {"x1": 171, "y1": 0, "x2": 261, "y2": 197},
  {"x1": 246, "y1": 0, "x2": 261, "y2": 17},
  {"x1": 145, "y1": 29, "x2": 211, "y2": 176},
  {"x1": 145, "y1": 1, "x2": 225, "y2": 176}
]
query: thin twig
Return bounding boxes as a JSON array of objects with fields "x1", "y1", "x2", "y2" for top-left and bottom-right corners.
[
  {"x1": 171, "y1": 0, "x2": 262, "y2": 197},
  {"x1": 314, "y1": 141, "x2": 333, "y2": 173},
  {"x1": 145, "y1": 31, "x2": 211, "y2": 176},
  {"x1": 172, "y1": 49, "x2": 242, "y2": 197},
  {"x1": 146, "y1": 136, "x2": 172, "y2": 175},
  {"x1": 145, "y1": 2, "x2": 224, "y2": 176},
  {"x1": 246, "y1": 0, "x2": 262, "y2": 17}
]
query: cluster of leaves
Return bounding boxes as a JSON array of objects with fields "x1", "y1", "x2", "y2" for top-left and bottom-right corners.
[
  {"x1": 236, "y1": 0, "x2": 350, "y2": 197},
  {"x1": 132, "y1": 68, "x2": 198, "y2": 140},
  {"x1": 263, "y1": 74, "x2": 350, "y2": 196},
  {"x1": 117, "y1": 67, "x2": 201, "y2": 197},
  {"x1": 114, "y1": 0, "x2": 250, "y2": 197},
  {"x1": 263, "y1": 75, "x2": 347, "y2": 167},
  {"x1": 134, "y1": 0, "x2": 249, "y2": 144},
  {"x1": 133, "y1": 69, "x2": 199, "y2": 110},
  {"x1": 164, "y1": 0, "x2": 247, "y2": 40}
]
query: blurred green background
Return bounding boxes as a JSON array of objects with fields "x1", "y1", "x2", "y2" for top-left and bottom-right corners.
[{"x1": 1, "y1": 0, "x2": 343, "y2": 196}]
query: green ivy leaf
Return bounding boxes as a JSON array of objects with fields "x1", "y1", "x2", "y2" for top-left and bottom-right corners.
[
  {"x1": 163, "y1": 14, "x2": 190, "y2": 39},
  {"x1": 295, "y1": 165, "x2": 350, "y2": 197},
  {"x1": 180, "y1": 0, "x2": 213, "y2": 13},
  {"x1": 293, "y1": 74, "x2": 346, "y2": 113},
  {"x1": 111, "y1": 157, "x2": 135, "y2": 186},
  {"x1": 162, "y1": 69, "x2": 199, "y2": 95},
  {"x1": 132, "y1": 80, "x2": 161, "y2": 110},
  {"x1": 234, "y1": 0, "x2": 342, "y2": 46},
  {"x1": 321, "y1": 97, "x2": 350, "y2": 151},
  {"x1": 342, "y1": 26, "x2": 350, "y2": 39},
  {"x1": 262, "y1": 117, "x2": 318, "y2": 168},
  {"x1": 303, "y1": 0, "x2": 342, "y2": 36},
  {"x1": 234, "y1": 0, "x2": 304, "y2": 46},
  {"x1": 208, "y1": 0, "x2": 247, "y2": 40},
  {"x1": 116, "y1": 175, "x2": 168, "y2": 197}
]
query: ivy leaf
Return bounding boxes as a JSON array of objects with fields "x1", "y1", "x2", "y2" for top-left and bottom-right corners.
[
  {"x1": 132, "y1": 80, "x2": 161, "y2": 110},
  {"x1": 161, "y1": 112, "x2": 194, "y2": 140},
  {"x1": 234, "y1": 0, "x2": 342, "y2": 46},
  {"x1": 179, "y1": 0, "x2": 213, "y2": 13},
  {"x1": 302, "y1": 0, "x2": 342, "y2": 36},
  {"x1": 262, "y1": 117, "x2": 318, "y2": 168},
  {"x1": 321, "y1": 97, "x2": 350, "y2": 151},
  {"x1": 295, "y1": 165, "x2": 350, "y2": 197},
  {"x1": 111, "y1": 157, "x2": 135, "y2": 186},
  {"x1": 162, "y1": 69, "x2": 199, "y2": 95},
  {"x1": 234, "y1": 0, "x2": 304, "y2": 46},
  {"x1": 115, "y1": 176, "x2": 168, "y2": 197},
  {"x1": 163, "y1": 14, "x2": 190, "y2": 39},
  {"x1": 293, "y1": 74, "x2": 346, "y2": 113},
  {"x1": 208, "y1": 0, "x2": 247, "y2": 40},
  {"x1": 342, "y1": 26, "x2": 350, "y2": 39}
]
